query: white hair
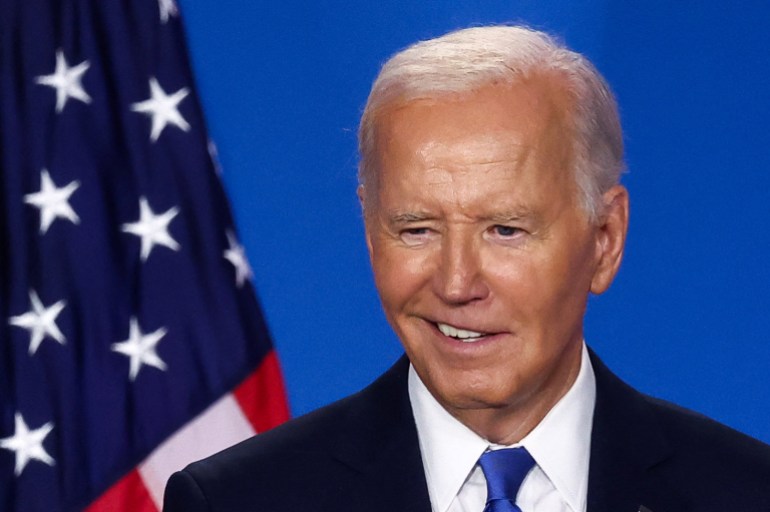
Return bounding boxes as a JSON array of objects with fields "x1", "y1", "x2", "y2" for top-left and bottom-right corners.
[{"x1": 358, "y1": 25, "x2": 624, "y2": 222}]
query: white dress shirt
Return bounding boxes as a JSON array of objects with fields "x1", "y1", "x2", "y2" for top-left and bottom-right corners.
[{"x1": 408, "y1": 343, "x2": 596, "y2": 512}]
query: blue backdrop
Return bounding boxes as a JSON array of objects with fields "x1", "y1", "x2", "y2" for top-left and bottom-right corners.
[{"x1": 177, "y1": 1, "x2": 770, "y2": 443}]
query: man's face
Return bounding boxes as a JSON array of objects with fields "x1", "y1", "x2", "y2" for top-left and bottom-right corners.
[{"x1": 363, "y1": 81, "x2": 627, "y2": 441}]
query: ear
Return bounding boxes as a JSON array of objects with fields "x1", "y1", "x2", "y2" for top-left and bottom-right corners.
[
  {"x1": 358, "y1": 185, "x2": 375, "y2": 258},
  {"x1": 590, "y1": 185, "x2": 629, "y2": 294},
  {"x1": 357, "y1": 184, "x2": 366, "y2": 212}
]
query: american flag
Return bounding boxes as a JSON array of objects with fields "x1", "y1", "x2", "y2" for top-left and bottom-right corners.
[{"x1": 0, "y1": 0, "x2": 290, "y2": 510}]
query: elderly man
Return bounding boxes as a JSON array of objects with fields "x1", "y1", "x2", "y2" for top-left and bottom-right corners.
[{"x1": 163, "y1": 25, "x2": 770, "y2": 512}]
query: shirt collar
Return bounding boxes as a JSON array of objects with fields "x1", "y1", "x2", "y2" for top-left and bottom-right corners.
[{"x1": 408, "y1": 343, "x2": 596, "y2": 512}]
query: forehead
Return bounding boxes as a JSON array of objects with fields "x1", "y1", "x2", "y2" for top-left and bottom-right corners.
[
  {"x1": 370, "y1": 80, "x2": 576, "y2": 208},
  {"x1": 379, "y1": 74, "x2": 569, "y2": 132}
]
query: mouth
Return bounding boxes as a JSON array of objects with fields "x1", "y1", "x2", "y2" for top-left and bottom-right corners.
[{"x1": 435, "y1": 322, "x2": 489, "y2": 343}]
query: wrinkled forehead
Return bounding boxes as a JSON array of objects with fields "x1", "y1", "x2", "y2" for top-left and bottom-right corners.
[
  {"x1": 377, "y1": 73, "x2": 572, "y2": 140},
  {"x1": 371, "y1": 79, "x2": 575, "y2": 178},
  {"x1": 362, "y1": 81, "x2": 581, "y2": 222}
]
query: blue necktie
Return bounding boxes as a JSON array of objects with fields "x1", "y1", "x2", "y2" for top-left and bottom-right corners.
[{"x1": 478, "y1": 447, "x2": 536, "y2": 512}]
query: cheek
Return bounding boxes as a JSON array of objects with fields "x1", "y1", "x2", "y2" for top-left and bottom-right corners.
[
  {"x1": 485, "y1": 248, "x2": 589, "y2": 323},
  {"x1": 371, "y1": 244, "x2": 433, "y2": 308},
  {"x1": 484, "y1": 253, "x2": 542, "y2": 305}
]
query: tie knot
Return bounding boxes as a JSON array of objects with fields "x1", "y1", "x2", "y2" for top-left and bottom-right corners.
[{"x1": 478, "y1": 447, "x2": 536, "y2": 505}]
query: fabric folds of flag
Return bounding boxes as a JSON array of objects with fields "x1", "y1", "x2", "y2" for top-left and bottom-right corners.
[{"x1": 0, "y1": 0, "x2": 290, "y2": 510}]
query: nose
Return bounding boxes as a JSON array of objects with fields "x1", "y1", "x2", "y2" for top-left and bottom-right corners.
[{"x1": 433, "y1": 232, "x2": 489, "y2": 305}]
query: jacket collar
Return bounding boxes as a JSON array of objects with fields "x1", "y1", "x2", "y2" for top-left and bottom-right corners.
[
  {"x1": 587, "y1": 349, "x2": 687, "y2": 512},
  {"x1": 330, "y1": 351, "x2": 689, "y2": 512},
  {"x1": 329, "y1": 355, "x2": 431, "y2": 512}
]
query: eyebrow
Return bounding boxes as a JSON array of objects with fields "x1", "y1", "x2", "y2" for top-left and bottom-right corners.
[
  {"x1": 479, "y1": 205, "x2": 540, "y2": 223},
  {"x1": 386, "y1": 211, "x2": 436, "y2": 224},
  {"x1": 385, "y1": 209, "x2": 540, "y2": 226}
]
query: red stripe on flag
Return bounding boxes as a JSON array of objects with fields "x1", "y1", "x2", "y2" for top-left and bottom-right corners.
[
  {"x1": 85, "y1": 469, "x2": 158, "y2": 512},
  {"x1": 86, "y1": 351, "x2": 288, "y2": 511},
  {"x1": 234, "y1": 350, "x2": 291, "y2": 432}
]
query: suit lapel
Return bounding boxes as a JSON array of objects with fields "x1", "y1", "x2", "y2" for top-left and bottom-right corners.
[
  {"x1": 587, "y1": 351, "x2": 688, "y2": 512},
  {"x1": 327, "y1": 351, "x2": 693, "y2": 512},
  {"x1": 326, "y1": 356, "x2": 432, "y2": 512}
]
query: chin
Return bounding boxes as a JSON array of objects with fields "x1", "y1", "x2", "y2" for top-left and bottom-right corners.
[{"x1": 429, "y1": 373, "x2": 520, "y2": 411}]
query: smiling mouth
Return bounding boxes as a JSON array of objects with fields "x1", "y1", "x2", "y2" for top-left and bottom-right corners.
[{"x1": 436, "y1": 322, "x2": 489, "y2": 343}]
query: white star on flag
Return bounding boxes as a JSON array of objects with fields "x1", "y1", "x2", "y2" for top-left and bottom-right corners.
[
  {"x1": 122, "y1": 196, "x2": 180, "y2": 261},
  {"x1": 8, "y1": 290, "x2": 67, "y2": 355},
  {"x1": 0, "y1": 413, "x2": 55, "y2": 476},
  {"x1": 111, "y1": 317, "x2": 168, "y2": 381},
  {"x1": 158, "y1": 0, "x2": 179, "y2": 23},
  {"x1": 208, "y1": 140, "x2": 223, "y2": 176},
  {"x1": 224, "y1": 231, "x2": 253, "y2": 287},
  {"x1": 24, "y1": 169, "x2": 80, "y2": 234},
  {"x1": 130, "y1": 77, "x2": 190, "y2": 142},
  {"x1": 35, "y1": 49, "x2": 91, "y2": 113}
]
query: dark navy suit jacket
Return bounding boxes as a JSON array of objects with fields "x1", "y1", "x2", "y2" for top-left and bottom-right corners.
[{"x1": 163, "y1": 352, "x2": 770, "y2": 511}]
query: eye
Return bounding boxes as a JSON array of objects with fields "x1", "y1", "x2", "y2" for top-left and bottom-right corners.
[
  {"x1": 399, "y1": 227, "x2": 434, "y2": 246},
  {"x1": 491, "y1": 225, "x2": 523, "y2": 237}
]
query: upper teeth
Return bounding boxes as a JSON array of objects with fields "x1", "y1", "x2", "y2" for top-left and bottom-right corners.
[{"x1": 437, "y1": 322, "x2": 485, "y2": 342}]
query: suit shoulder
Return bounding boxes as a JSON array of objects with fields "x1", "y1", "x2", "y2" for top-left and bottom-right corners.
[
  {"x1": 186, "y1": 385, "x2": 364, "y2": 480},
  {"x1": 166, "y1": 357, "x2": 413, "y2": 511},
  {"x1": 591, "y1": 348, "x2": 770, "y2": 472},
  {"x1": 165, "y1": 391, "x2": 368, "y2": 511},
  {"x1": 643, "y1": 394, "x2": 770, "y2": 476},
  {"x1": 193, "y1": 356, "x2": 409, "y2": 473}
]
